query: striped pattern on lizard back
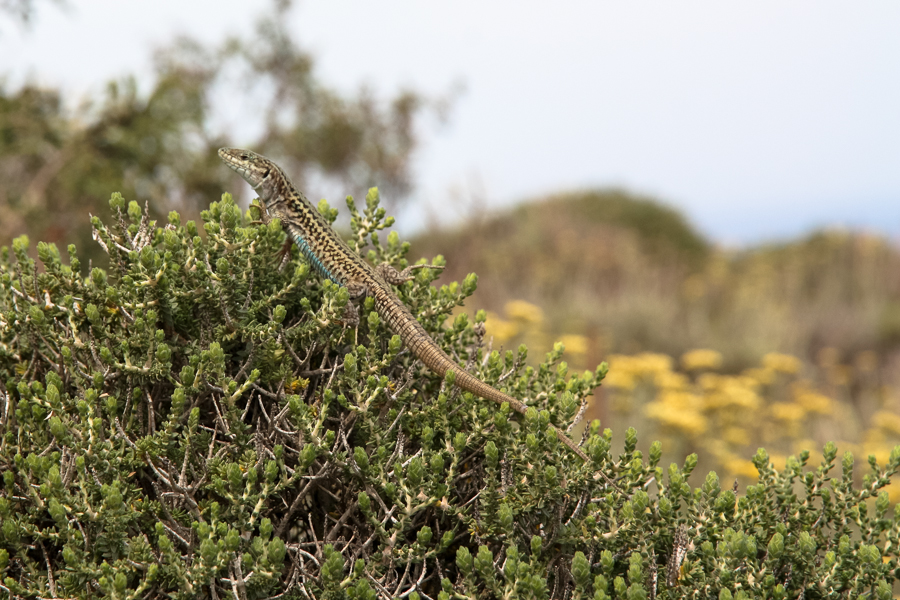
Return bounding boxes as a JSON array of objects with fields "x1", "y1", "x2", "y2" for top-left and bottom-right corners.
[{"x1": 217, "y1": 147, "x2": 588, "y2": 461}]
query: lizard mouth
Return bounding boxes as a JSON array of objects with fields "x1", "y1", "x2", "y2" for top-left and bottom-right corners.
[
  {"x1": 217, "y1": 147, "x2": 241, "y2": 165},
  {"x1": 218, "y1": 148, "x2": 255, "y2": 181}
]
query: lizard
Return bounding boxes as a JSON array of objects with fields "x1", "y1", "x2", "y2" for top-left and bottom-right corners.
[{"x1": 218, "y1": 147, "x2": 589, "y2": 462}]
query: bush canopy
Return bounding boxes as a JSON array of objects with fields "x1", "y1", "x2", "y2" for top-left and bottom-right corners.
[{"x1": 1, "y1": 191, "x2": 899, "y2": 599}]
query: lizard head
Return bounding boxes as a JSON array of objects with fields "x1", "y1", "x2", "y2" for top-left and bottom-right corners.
[{"x1": 218, "y1": 147, "x2": 279, "y2": 193}]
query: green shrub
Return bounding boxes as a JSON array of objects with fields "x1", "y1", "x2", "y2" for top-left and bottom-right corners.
[{"x1": 1, "y1": 191, "x2": 899, "y2": 599}]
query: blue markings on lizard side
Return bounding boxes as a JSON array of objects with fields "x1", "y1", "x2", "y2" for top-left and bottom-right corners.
[{"x1": 292, "y1": 231, "x2": 341, "y2": 285}]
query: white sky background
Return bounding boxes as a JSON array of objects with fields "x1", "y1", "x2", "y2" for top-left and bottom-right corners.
[{"x1": 2, "y1": 1, "x2": 899, "y2": 245}]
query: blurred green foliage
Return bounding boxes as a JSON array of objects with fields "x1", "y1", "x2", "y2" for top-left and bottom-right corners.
[
  {"x1": 0, "y1": 0, "x2": 437, "y2": 268},
  {"x1": 416, "y1": 190, "x2": 900, "y2": 371},
  {"x1": 542, "y1": 190, "x2": 710, "y2": 267},
  {"x1": 425, "y1": 192, "x2": 900, "y2": 507}
]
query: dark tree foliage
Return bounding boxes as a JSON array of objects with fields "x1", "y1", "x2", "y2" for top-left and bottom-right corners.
[
  {"x1": 0, "y1": 1, "x2": 441, "y2": 266},
  {"x1": 0, "y1": 0, "x2": 58, "y2": 27},
  {"x1": 1, "y1": 191, "x2": 899, "y2": 599}
]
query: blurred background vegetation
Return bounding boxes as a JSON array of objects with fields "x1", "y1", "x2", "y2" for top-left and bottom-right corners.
[
  {"x1": 0, "y1": 0, "x2": 438, "y2": 267},
  {"x1": 417, "y1": 191, "x2": 900, "y2": 495},
  {"x1": 4, "y1": 0, "x2": 900, "y2": 493}
]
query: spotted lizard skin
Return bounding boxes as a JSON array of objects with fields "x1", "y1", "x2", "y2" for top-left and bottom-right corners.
[{"x1": 219, "y1": 147, "x2": 588, "y2": 461}]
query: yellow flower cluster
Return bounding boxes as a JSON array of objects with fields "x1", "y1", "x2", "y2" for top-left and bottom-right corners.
[
  {"x1": 681, "y1": 349, "x2": 723, "y2": 371},
  {"x1": 645, "y1": 390, "x2": 707, "y2": 435},
  {"x1": 485, "y1": 299, "x2": 589, "y2": 357},
  {"x1": 874, "y1": 410, "x2": 900, "y2": 436},
  {"x1": 480, "y1": 296, "x2": 900, "y2": 499},
  {"x1": 791, "y1": 384, "x2": 833, "y2": 415},
  {"x1": 483, "y1": 313, "x2": 520, "y2": 345},
  {"x1": 600, "y1": 349, "x2": 900, "y2": 489},
  {"x1": 603, "y1": 353, "x2": 673, "y2": 391},
  {"x1": 558, "y1": 334, "x2": 589, "y2": 357},
  {"x1": 762, "y1": 352, "x2": 802, "y2": 375},
  {"x1": 484, "y1": 300, "x2": 545, "y2": 345},
  {"x1": 504, "y1": 299, "x2": 545, "y2": 324}
]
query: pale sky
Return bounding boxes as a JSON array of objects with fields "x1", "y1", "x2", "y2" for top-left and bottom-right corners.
[{"x1": 2, "y1": 1, "x2": 899, "y2": 244}]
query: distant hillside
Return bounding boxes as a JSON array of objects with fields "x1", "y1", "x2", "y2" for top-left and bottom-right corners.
[{"x1": 410, "y1": 189, "x2": 900, "y2": 375}]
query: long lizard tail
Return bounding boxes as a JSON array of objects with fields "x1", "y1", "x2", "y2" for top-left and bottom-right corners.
[
  {"x1": 446, "y1": 364, "x2": 590, "y2": 461},
  {"x1": 378, "y1": 292, "x2": 588, "y2": 461}
]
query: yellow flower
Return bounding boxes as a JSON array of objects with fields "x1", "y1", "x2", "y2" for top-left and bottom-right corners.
[
  {"x1": 722, "y1": 427, "x2": 750, "y2": 446},
  {"x1": 723, "y1": 456, "x2": 760, "y2": 479},
  {"x1": 681, "y1": 349, "x2": 723, "y2": 371},
  {"x1": 792, "y1": 386, "x2": 833, "y2": 415},
  {"x1": 743, "y1": 367, "x2": 775, "y2": 386},
  {"x1": 504, "y1": 300, "x2": 544, "y2": 325},
  {"x1": 607, "y1": 353, "x2": 674, "y2": 386},
  {"x1": 604, "y1": 373, "x2": 635, "y2": 391},
  {"x1": 704, "y1": 377, "x2": 760, "y2": 411},
  {"x1": 697, "y1": 373, "x2": 721, "y2": 392},
  {"x1": 768, "y1": 453, "x2": 788, "y2": 470},
  {"x1": 762, "y1": 353, "x2": 802, "y2": 375},
  {"x1": 634, "y1": 352, "x2": 673, "y2": 375},
  {"x1": 770, "y1": 402, "x2": 806, "y2": 422},
  {"x1": 558, "y1": 334, "x2": 588, "y2": 356},
  {"x1": 484, "y1": 312, "x2": 519, "y2": 344},
  {"x1": 871, "y1": 410, "x2": 900, "y2": 436},
  {"x1": 604, "y1": 356, "x2": 641, "y2": 389},
  {"x1": 863, "y1": 428, "x2": 886, "y2": 445},
  {"x1": 862, "y1": 442, "x2": 895, "y2": 466},
  {"x1": 607, "y1": 354, "x2": 631, "y2": 367},
  {"x1": 644, "y1": 391, "x2": 707, "y2": 435},
  {"x1": 887, "y1": 482, "x2": 900, "y2": 504},
  {"x1": 734, "y1": 375, "x2": 761, "y2": 392},
  {"x1": 607, "y1": 354, "x2": 636, "y2": 369},
  {"x1": 654, "y1": 370, "x2": 689, "y2": 391}
]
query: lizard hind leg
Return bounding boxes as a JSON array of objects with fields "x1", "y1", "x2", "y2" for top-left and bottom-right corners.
[
  {"x1": 377, "y1": 263, "x2": 445, "y2": 286},
  {"x1": 275, "y1": 239, "x2": 293, "y2": 271},
  {"x1": 337, "y1": 301, "x2": 361, "y2": 346},
  {"x1": 341, "y1": 281, "x2": 367, "y2": 346}
]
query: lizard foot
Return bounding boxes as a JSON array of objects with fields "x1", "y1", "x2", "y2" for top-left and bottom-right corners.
[
  {"x1": 377, "y1": 263, "x2": 445, "y2": 286},
  {"x1": 275, "y1": 239, "x2": 293, "y2": 271},
  {"x1": 336, "y1": 302, "x2": 360, "y2": 345},
  {"x1": 338, "y1": 301, "x2": 360, "y2": 328}
]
